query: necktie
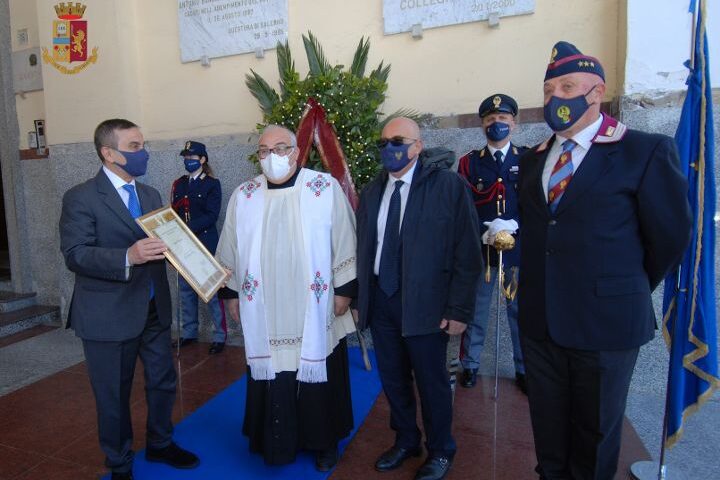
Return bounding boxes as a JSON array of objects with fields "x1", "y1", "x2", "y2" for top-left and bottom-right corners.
[
  {"x1": 122, "y1": 184, "x2": 154, "y2": 298},
  {"x1": 548, "y1": 140, "x2": 577, "y2": 213},
  {"x1": 378, "y1": 180, "x2": 404, "y2": 297},
  {"x1": 494, "y1": 150, "x2": 504, "y2": 170},
  {"x1": 122, "y1": 184, "x2": 142, "y2": 219}
]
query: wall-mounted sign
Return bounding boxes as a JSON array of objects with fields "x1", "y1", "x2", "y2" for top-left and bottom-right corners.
[
  {"x1": 383, "y1": 0, "x2": 535, "y2": 35},
  {"x1": 178, "y1": 0, "x2": 288, "y2": 63},
  {"x1": 13, "y1": 47, "x2": 43, "y2": 93},
  {"x1": 42, "y1": 2, "x2": 99, "y2": 75}
]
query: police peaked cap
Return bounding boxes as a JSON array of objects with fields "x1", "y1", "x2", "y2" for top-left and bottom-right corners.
[{"x1": 478, "y1": 94, "x2": 518, "y2": 118}]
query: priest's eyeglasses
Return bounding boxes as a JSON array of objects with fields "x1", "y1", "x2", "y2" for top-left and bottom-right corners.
[
  {"x1": 257, "y1": 144, "x2": 294, "y2": 159},
  {"x1": 376, "y1": 136, "x2": 418, "y2": 148}
]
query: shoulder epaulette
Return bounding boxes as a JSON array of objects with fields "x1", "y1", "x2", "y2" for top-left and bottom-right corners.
[{"x1": 592, "y1": 114, "x2": 628, "y2": 144}]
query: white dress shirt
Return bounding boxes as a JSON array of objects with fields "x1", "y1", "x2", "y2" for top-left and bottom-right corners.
[
  {"x1": 488, "y1": 142, "x2": 511, "y2": 163},
  {"x1": 103, "y1": 166, "x2": 137, "y2": 270},
  {"x1": 374, "y1": 159, "x2": 418, "y2": 275},
  {"x1": 542, "y1": 114, "x2": 604, "y2": 199}
]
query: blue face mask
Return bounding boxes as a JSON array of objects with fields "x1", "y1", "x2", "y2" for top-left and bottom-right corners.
[
  {"x1": 380, "y1": 142, "x2": 414, "y2": 173},
  {"x1": 184, "y1": 158, "x2": 202, "y2": 173},
  {"x1": 117, "y1": 148, "x2": 149, "y2": 177},
  {"x1": 543, "y1": 85, "x2": 597, "y2": 132},
  {"x1": 485, "y1": 122, "x2": 511, "y2": 142}
]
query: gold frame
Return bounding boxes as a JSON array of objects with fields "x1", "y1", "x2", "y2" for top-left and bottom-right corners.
[{"x1": 136, "y1": 206, "x2": 229, "y2": 303}]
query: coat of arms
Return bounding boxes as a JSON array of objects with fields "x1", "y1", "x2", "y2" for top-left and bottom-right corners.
[{"x1": 42, "y1": 3, "x2": 99, "y2": 74}]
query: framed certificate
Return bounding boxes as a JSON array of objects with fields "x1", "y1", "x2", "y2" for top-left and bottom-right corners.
[{"x1": 136, "y1": 206, "x2": 229, "y2": 303}]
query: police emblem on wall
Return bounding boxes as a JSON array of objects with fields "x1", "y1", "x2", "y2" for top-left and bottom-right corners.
[{"x1": 42, "y1": 3, "x2": 99, "y2": 75}]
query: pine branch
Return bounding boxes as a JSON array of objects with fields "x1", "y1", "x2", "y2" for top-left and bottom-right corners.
[
  {"x1": 350, "y1": 37, "x2": 370, "y2": 77},
  {"x1": 276, "y1": 40, "x2": 295, "y2": 98},
  {"x1": 370, "y1": 60, "x2": 391, "y2": 84},
  {"x1": 245, "y1": 69, "x2": 280, "y2": 118},
  {"x1": 302, "y1": 31, "x2": 330, "y2": 76}
]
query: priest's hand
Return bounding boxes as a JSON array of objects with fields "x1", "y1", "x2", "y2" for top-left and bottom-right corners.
[
  {"x1": 226, "y1": 298, "x2": 240, "y2": 323},
  {"x1": 439, "y1": 318, "x2": 467, "y2": 335},
  {"x1": 334, "y1": 295, "x2": 351, "y2": 317}
]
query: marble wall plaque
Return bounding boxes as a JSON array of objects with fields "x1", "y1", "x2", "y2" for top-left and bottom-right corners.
[
  {"x1": 383, "y1": 0, "x2": 535, "y2": 35},
  {"x1": 178, "y1": 0, "x2": 288, "y2": 62},
  {"x1": 12, "y1": 47, "x2": 43, "y2": 93}
]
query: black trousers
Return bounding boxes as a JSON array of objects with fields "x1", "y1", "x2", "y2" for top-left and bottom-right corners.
[
  {"x1": 82, "y1": 301, "x2": 177, "y2": 473},
  {"x1": 370, "y1": 283, "x2": 456, "y2": 458},
  {"x1": 522, "y1": 336, "x2": 639, "y2": 480}
]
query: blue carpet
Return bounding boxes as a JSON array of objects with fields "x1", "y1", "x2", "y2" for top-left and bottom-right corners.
[{"x1": 105, "y1": 347, "x2": 381, "y2": 479}]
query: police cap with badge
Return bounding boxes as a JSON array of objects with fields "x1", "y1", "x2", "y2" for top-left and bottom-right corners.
[
  {"x1": 180, "y1": 140, "x2": 208, "y2": 160},
  {"x1": 478, "y1": 93, "x2": 519, "y2": 118}
]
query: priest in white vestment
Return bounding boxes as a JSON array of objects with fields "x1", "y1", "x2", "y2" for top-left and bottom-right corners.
[{"x1": 216, "y1": 125, "x2": 357, "y2": 470}]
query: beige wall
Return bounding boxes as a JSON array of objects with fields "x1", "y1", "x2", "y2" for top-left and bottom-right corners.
[
  {"x1": 10, "y1": 0, "x2": 45, "y2": 149},
  {"x1": 27, "y1": 0, "x2": 621, "y2": 146}
]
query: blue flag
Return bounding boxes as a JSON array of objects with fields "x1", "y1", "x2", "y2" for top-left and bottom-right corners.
[{"x1": 661, "y1": 0, "x2": 719, "y2": 449}]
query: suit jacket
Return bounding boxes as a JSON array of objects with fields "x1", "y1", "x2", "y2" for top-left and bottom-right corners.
[
  {"x1": 60, "y1": 169, "x2": 172, "y2": 341},
  {"x1": 517, "y1": 115, "x2": 692, "y2": 350},
  {"x1": 356, "y1": 148, "x2": 482, "y2": 336},
  {"x1": 171, "y1": 172, "x2": 221, "y2": 253},
  {"x1": 457, "y1": 143, "x2": 527, "y2": 267}
]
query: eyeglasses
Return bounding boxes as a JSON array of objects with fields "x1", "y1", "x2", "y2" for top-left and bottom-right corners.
[
  {"x1": 257, "y1": 144, "x2": 294, "y2": 159},
  {"x1": 376, "y1": 136, "x2": 417, "y2": 149}
]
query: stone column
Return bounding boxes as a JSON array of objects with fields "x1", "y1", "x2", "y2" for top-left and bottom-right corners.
[{"x1": 0, "y1": 0, "x2": 33, "y2": 292}]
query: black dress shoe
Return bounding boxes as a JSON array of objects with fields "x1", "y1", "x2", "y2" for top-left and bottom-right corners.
[
  {"x1": 375, "y1": 445, "x2": 422, "y2": 472},
  {"x1": 515, "y1": 372, "x2": 528, "y2": 395},
  {"x1": 208, "y1": 342, "x2": 225, "y2": 354},
  {"x1": 172, "y1": 337, "x2": 197, "y2": 348},
  {"x1": 111, "y1": 472, "x2": 133, "y2": 480},
  {"x1": 460, "y1": 368, "x2": 477, "y2": 388},
  {"x1": 145, "y1": 442, "x2": 199, "y2": 469},
  {"x1": 415, "y1": 456, "x2": 452, "y2": 480},
  {"x1": 315, "y1": 446, "x2": 338, "y2": 472}
]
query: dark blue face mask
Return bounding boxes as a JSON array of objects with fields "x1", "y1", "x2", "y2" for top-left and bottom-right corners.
[
  {"x1": 184, "y1": 158, "x2": 202, "y2": 173},
  {"x1": 485, "y1": 122, "x2": 511, "y2": 142},
  {"x1": 117, "y1": 148, "x2": 149, "y2": 177},
  {"x1": 380, "y1": 142, "x2": 414, "y2": 173},
  {"x1": 543, "y1": 85, "x2": 598, "y2": 132}
]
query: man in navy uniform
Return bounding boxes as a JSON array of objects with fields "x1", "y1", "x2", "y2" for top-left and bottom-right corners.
[
  {"x1": 171, "y1": 140, "x2": 226, "y2": 354},
  {"x1": 517, "y1": 41, "x2": 692, "y2": 479},
  {"x1": 457, "y1": 94, "x2": 527, "y2": 393}
]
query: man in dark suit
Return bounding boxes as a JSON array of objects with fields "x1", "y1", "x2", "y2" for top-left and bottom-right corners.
[
  {"x1": 517, "y1": 42, "x2": 692, "y2": 480},
  {"x1": 356, "y1": 117, "x2": 482, "y2": 480},
  {"x1": 60, "y1": 119, "x2": 199, "y2": 480},
  {"x1": 457, "y1": 94, "x2": 527, "y2": 392}
]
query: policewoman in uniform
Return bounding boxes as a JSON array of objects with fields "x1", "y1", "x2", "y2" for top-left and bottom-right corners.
[
  {"x1": 171, "y1": 141, "x2": 227, "y2": 354},
  {"x1": 457, "y1": 94, "x2": 527, "y2": 393}
]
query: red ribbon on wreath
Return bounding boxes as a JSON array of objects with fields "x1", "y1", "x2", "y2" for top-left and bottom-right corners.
[{"x1": 295, "y1": 97, "x2": 359, "y2": 211}]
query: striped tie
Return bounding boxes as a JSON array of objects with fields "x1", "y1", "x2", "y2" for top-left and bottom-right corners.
[{"x1": 548, "y1": 139, "x2": 577, "y2": 213}]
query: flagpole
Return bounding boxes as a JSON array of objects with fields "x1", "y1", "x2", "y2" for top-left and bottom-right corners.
[{"x1": 632, "y1": 0, "x2": 700, "y2": 474}]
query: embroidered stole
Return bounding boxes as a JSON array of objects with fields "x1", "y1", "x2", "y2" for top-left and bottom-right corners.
[{"x1": 234, "y1": 169, "x2": 334, "y2": 382}]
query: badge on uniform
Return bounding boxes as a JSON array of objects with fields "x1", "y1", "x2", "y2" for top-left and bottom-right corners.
[
  {"x1": 510, "y1": 166, "x2": 519, "y2": 173},
  {"x1": 476, "y1": 178, "x2": 484, "y2": 191}
]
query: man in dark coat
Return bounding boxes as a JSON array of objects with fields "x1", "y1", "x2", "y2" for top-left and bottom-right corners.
[
  {"x1": 356, "y1": 117, "x2": 482, "y2": 480},
  {"x1": 517, "y1": 42, "x2": 692, "y2": 480}
]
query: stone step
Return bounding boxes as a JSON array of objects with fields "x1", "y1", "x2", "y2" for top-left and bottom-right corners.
[
  {"x1": 0, "y1": 305, "x2": 61, "y2": 338},
  {"x1": 0, "y1": 291, "x2": 37, "y2": 313}
]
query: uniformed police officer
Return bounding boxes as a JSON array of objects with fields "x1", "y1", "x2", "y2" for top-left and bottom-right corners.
[
  {"x1": 457, "y1": 94, "x2": 526, "y2": 393},
  {"x1": 171, "y1": 141, "x2": 227, "y2": 354}
]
